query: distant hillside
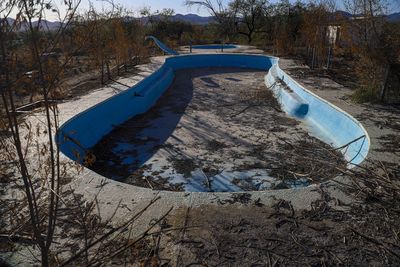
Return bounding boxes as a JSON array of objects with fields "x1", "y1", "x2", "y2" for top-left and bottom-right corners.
[
  {"x1": 140, "y1": 11, "x2": 400, "y2": 24},
  {"x1": 2, "y1": 10, "x2": 398, "y2": 31},
  {"x1": 171, "y1": 13, "x2": 215, "y2": 24},
  {"x1": 336, "y1": 10, "x2": 400, "y2": 22},
  {"x1": 4, "y1": 18, "x2": 63, "y2": 31},
  {"x1": 139, "y1": 13, "x2": 215, "y2": 25},
  {"x1": 387, "y1": 12, "x2": 400, "y2": 22},
  {"x1": 333, "y1": 10, "x2": 353, "y2": 18}
]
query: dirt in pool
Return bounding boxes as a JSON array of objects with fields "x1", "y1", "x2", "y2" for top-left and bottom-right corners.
[{"x1": 90, "y1": 67, "x2": 345, "y2": 191}]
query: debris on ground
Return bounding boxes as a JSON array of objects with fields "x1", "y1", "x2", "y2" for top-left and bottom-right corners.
[{"x1": 91, "y1": 67, "x2": 345, "y2": 191}]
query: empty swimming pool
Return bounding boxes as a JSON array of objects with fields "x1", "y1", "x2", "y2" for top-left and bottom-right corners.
[{"x1": 57, "y1": 54, "x2": 370, "y2": 192}]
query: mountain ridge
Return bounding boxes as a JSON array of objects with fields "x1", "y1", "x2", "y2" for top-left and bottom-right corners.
[{"x1": 3, "y1": 11, "x2": 399, "y2": 30}]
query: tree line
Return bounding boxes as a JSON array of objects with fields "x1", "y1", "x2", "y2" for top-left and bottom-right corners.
[
  {"x1": 1, "y1": 0, "x2": 399, "y2": 104},
  {"x1": 186, "y1": 0, "x2": 400, "y2": 103}
]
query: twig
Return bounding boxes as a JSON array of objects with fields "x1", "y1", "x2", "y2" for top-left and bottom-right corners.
[
  {"x1": 97, "y1": 206, "x2": 174, "y2": 263},
  {"x1": 60, "y1": 196, "x2": 160, "y2": 267},
  {"x1": 350, "y1": 227, "x2": 400, "y2": 260}
]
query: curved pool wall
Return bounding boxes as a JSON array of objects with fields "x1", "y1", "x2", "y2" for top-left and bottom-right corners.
[
  {"x1": 265, "y1": 64, "x2": 370, "y2": 165},
  {"x1": 57, "y1": 53, "x2": 370, "y2": 174},
  {"x1": 192, "y1": 44, "x2": 238, "y2": 49}
]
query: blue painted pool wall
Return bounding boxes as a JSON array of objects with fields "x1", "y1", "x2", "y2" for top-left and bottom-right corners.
[
  {"x1": 265, "y1": 62, "x2": 370, "y2": 165},
  {"x1": 166, "y1": 54, "x2": 274, "y2": 70}
]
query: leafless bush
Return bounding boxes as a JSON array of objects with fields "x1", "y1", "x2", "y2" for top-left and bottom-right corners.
[{"x1": 0, "y1": 1, "x2": 162, "y2": 266}]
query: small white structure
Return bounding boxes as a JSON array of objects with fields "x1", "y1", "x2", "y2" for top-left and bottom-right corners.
[{"x1": 327, "y1": 25, "x2": 341, "y2": 45}]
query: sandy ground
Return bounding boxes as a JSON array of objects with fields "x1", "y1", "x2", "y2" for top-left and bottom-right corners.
[
  {"x1": 90, "y1": 67, "x2": 344, "y2": 192},
  {"x1": 1, "y1": 49, "x2": 399, "y2": 266}
]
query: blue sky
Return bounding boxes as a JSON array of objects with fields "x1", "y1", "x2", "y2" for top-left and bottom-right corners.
[
  {"x1": 5, "y1": 0, "x2": 400, "y2": 20},
  {"x1": 85, "y1": 0, "x2": 400, "y2": 16},
  {"x1": 78, "y1": 0, "x2": 215, "y2": 16}
]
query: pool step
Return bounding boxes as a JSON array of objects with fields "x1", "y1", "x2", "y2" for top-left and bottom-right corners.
[{"x1": 136, "y1": 67, "x2": 174, "y2": 98}]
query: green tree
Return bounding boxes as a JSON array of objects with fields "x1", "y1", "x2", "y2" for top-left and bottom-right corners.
[{"x1": 230, "y1": 0, "x2": 268, "y2": 43}]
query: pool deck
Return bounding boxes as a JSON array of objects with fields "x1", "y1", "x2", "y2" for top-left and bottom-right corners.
[{"x1": 17, "y1": 47, "x2": 400, "y2": 232}]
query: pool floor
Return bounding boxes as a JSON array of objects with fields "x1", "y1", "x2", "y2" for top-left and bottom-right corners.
[{"x1": 90, "y1": 67, "x2": 345, "y2": 192}]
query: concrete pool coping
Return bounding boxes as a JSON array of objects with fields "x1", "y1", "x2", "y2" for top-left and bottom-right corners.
[
  {"x1": 179, "y1": 44, "x2": 253, "y2": 54},
  {"x1": 189, "y1": 44, "x2": 239, "y2": 50}
]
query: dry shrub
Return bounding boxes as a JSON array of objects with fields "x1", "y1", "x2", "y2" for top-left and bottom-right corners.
[{"x1": 352, "y1": 54, "x2": 386, "y2": 102}]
